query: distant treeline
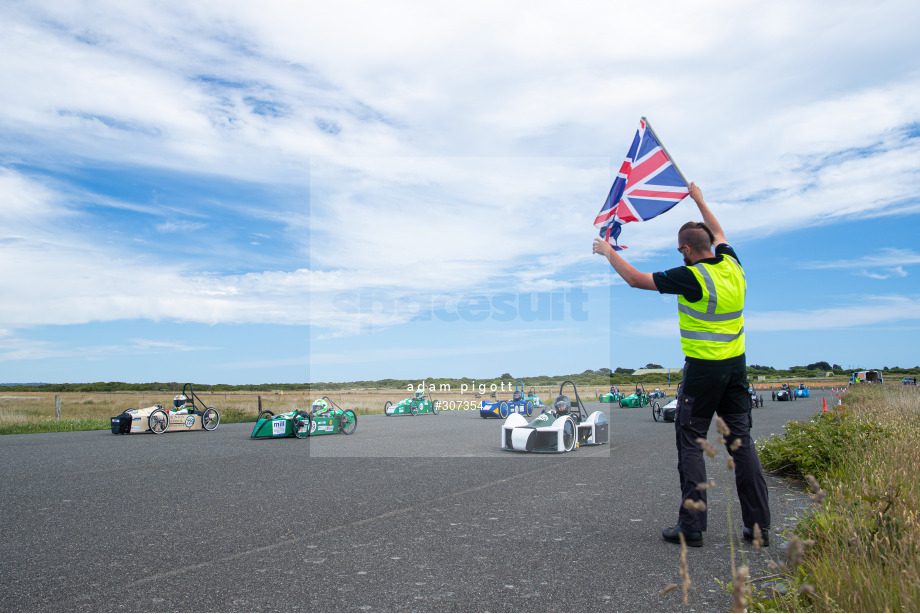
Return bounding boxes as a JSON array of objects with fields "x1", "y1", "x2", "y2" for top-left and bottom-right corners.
[{"x1": 4, "y1": 363, "x2": 919, "y2": 392}]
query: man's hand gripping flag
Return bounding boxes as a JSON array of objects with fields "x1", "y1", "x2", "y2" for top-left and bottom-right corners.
[{"x1": 594, "y1": 117, "x2": 689, "y2": 250}]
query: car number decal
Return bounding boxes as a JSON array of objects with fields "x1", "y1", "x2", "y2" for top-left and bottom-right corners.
[{"x1": 185, "y1": 415, "x2": 196, "y2": 428}]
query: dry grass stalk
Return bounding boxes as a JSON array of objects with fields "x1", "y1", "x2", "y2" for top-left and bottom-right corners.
[
  {"x1": 696, "y1": 437, "x2": 719, "y2": 458},
  {"x1": 659, "y1": 583, "x2": 678, "y2": 596},
  {"x1": 696, "y1": 479, "x2": 716, "y2": 491},
  {"x1": 752, "y1": 522, "x2": 764, "y2": 549},
  {"x1": 786, "y1": 535, "x2": 807, "y2": 570},
  {"x1": 679, "y1": 532, "x2": 691, "y2": 605},
  {"x1": 715, "y1": 415, "x2": 731, "y2": 437},
  {"x1": 805, "y1": 474, "x2": 827, "y2": 504},
  {"x1": 683, "y1": 498, "x2": 707, "y2": 512},
  {"x1": 731, "y1": 565, "x2": 749, "y2": 613}
]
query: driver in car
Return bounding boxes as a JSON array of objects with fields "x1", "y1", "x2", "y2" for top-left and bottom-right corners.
[
  {"x1": 549, "y1": 394, "x2": 571, "y2": 417},
  {"x1": 170, "y1": 394, "x2": 190, "y2": 414},
  {"x1": 311, "y1": 399, "x2": 330, "y2": 416}
]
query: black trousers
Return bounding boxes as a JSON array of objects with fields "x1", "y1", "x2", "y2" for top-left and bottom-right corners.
[{"x1": 674, "y1": 354, "x2": 771, "y2": 532}]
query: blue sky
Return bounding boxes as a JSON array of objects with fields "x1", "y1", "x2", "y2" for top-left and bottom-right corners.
[{"x1": 2, "y1": 1, "x2": 919, "y2": 384}]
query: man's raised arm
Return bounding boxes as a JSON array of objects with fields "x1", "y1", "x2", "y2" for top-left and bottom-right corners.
[{"x1": 688, "y1": 183, "x2": 727, "y2": 246}]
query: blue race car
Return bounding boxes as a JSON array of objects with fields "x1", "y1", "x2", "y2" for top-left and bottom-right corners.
[{"x1": 480, "y1": 380, "x2": 535, "y2": 419}]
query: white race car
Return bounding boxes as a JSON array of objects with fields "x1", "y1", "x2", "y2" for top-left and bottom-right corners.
[
  {"x1": 110, "y1": 384, "x2": 220, "y2": 434},
  {"x1": 501, "y1": 381, "x2": 609, "y2": 453}
]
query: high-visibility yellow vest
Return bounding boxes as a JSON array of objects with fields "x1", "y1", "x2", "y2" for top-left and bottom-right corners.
[{"x1": 678, "y1": 255, "x2": 746, "y2": 360}]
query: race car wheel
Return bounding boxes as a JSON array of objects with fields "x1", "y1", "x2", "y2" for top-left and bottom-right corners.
[
  {"x1": 149, "y1": 409, "x2": 168, "y2": 434},
  {"x1": 257, "y1": 410, "x2": 274, "y2": 422},
  {"x1": 618, "y1": 398, "x2": 625, "y2": 408},
  {"x1": 562, "y1": 417, "x2": 577, "y2": 452},
  {"x1": 339, "y1": 410, "x2": 358, "y2": 435},
  {"x1": 202, "y1": 408, "x2": 220, "y2": 431},
  {"x1": 524, "y1": 400, "x2": 534, "y2": 417},
  {"x1": 431, "y1": 401, "x2": 440, "y2": 415},
  {"x1": 293, "y1": 411, "x2": 310, "y2": 439},
  {"x1": 772, "y1": 392, "x2": 776, "y2": 402},
  {"x1": 410, "y1": 405, "x2": 418, "y2": 416},
  {"x1": 760, "y1": 395, "x2": 764, "y2": 407},
  {"x1": 498, "y1": 402, "x2": 510, "y2": 419},
  {"x1": 652, "y1": 402, "x2": 662, "y2": 422},
  {"x1": 383, "y1": 401, "x2": 392, "y2": 416}
]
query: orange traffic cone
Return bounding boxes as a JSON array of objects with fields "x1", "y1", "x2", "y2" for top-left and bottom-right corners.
[{"x1": 822, "y1": 397, "x2": 828, "y2": 412}]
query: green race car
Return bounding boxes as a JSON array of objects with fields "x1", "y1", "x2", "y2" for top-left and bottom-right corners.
[
  {"x1": 524, "y1": 386, "x2": 544, "y2": 408},
  {"x1": 618, "y1": 384, "x2": 650, "y2": 408},
  {"x1": 384, "y1": 390, "x2": 440, "y2": 417},
  {"x1": 251, "y1": 396, "x2": 357, "y2": 439},
  {"x1": 599, "y1": 386, "x2": 624, "y2": 403}
]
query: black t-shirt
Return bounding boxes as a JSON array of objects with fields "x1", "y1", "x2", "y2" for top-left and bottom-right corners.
[{"x1": 652, "y1": 244, "x2": 740, "y2": 303}]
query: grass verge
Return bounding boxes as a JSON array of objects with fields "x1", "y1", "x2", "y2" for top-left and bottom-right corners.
[{"x1": 751, "y1": 385, "x2": 919, "y2": 612}]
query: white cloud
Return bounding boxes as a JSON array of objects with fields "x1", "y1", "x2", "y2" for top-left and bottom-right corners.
[
  {"x1": 747, "y1": 295, "x2": 920, "y2": 331},
  {"x1": 1, "y1": 0, "x2": 920, "y2": 339},
  {"x1": 804, "y1": 248, "x2": 920, "y2": 271},
  {"x1": 0, "y1": 334, "x2": 219, "y2": 364},
  {"x1": 632, "y1": 295, "x2": 920, "y2": 337}
]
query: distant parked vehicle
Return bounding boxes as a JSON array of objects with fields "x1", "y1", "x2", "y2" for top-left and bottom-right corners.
[{"x1": 850, "y1": 370, "x2": 883, "y2": 385}]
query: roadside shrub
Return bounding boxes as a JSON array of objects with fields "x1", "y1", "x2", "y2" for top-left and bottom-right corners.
[
  {"x1": 756, "y1": 409, "x2": 889, "y2": 481},
  {"x1": 752, "y1": 386, "x2": 920, "y2": 612}
]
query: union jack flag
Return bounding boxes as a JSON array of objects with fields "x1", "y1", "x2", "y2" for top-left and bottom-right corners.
[{"x1": 594, "y1": 117, "x2": 689, "y2": 250}]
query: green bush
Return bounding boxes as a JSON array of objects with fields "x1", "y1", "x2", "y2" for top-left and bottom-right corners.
[{"x1": 757, "y1": 410, "x2": 889, "y2": 481}]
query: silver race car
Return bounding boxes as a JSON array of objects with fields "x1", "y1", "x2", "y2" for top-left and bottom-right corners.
[{"x1": 500, "y1": 381, "x2": 609, "y2": 453}]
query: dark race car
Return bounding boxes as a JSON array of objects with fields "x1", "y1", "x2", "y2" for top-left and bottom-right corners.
[
  {"x1": 652, "y1": 398, "x2": 678, "y2": 422},
  {"x1": 772, "y1": 383, "x2": 796, "y2": 402},
  {"x1": 749, "y1": 384, "x2": 764, "y2": 408}
]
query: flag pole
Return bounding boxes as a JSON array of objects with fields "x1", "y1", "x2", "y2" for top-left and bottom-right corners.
[{"x1": 641, "y1": 116, "x2": 689, "y2": 186}]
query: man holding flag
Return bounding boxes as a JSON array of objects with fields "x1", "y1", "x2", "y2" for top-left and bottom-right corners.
[{"x1": 594, "y1": 173, "x2": 771, "y2": 548}]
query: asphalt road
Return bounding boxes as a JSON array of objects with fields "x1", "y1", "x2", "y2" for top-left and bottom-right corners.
[{"x1": 0, "y1": 392, "x2": 831, "y2": 612}]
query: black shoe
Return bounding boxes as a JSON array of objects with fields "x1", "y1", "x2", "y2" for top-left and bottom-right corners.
[
  {"x1": 662, "y1": 525, "x2": 703, "y2": 547},
  {"x1": 742, "y1": 526, "x2": 770, "y2": 547}
]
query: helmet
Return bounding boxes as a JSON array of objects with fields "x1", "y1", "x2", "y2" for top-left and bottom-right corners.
[
  {"x1": 173, "y1": 394, "x2": 188, "y2": 409},
  {"x1": 415, "y1": 390, "x2": 424, "y2": 399},
  {"x1": 553, "y1": 394, "x2": 571, "y2": 415},
  {"x1": 311, "y1": 399, "x2": 328, "y2": 413},
  {"x1": 512, "y1": 390, "x2": 522, "y2": 402}
]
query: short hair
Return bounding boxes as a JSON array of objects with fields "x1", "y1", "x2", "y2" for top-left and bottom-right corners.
[{"x1": 678, "y1": 222, "x2": 715, "y2": 252}]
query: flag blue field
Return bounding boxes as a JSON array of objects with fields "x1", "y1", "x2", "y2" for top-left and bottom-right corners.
[{"x1": 595, "y1": 118, "x2": 690, "y2": 250}]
